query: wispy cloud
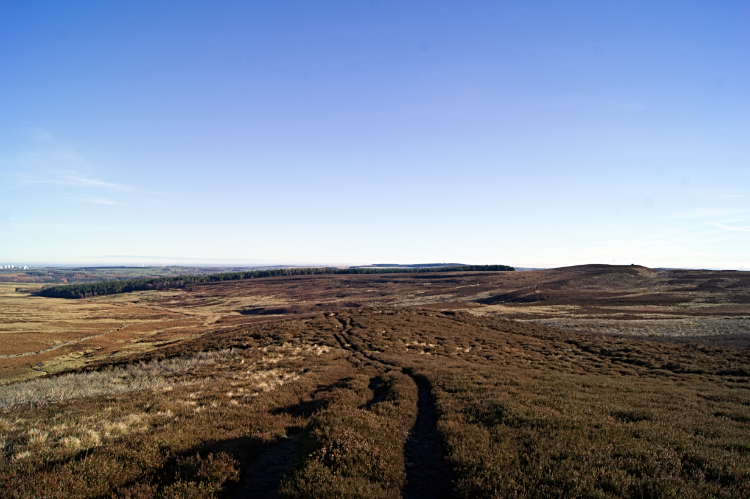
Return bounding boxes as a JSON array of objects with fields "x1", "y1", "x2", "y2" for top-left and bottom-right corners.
[
  {"x1": 534, "y1": 94, "x2": 647, "y2": 111},
  {"x1": 70, "y1": 196, "x2": 122, "y2": 205},
  {"x1": 667, "y1": 208, "x2": 749, "y2": 219},
  {"x1": 31, "y1": 131, "x2": 52, "y2": 141},
  {"x1": 1, "y1": 130, "x2": 132, "y2": 192},
  {"x1": 17, "y1": 171, "x2": 131, "y2": 190},
  {"x1": 713, "y1": 222, "x2": 750, "y2": 232}
]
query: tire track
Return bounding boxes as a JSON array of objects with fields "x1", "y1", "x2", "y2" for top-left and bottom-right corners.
[{"x1": 331, "y1": 315, "x2": 455, "y2": 498}]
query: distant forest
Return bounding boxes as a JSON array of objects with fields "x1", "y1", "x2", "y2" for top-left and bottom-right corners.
[{"x1": 37, "y1": 265, "x2": 514, "y2": 299}]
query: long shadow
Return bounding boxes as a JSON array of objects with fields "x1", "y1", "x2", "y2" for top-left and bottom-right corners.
[
  {"x1": 93, "y1": 432, "x2": 304, "y2": 499},
  {"x1": 368, "y1": 376, "x2": 388, "y2": 407},
  {"x1": 232, "y1": 391, "x2": 338, "y2": 499},
  {"x1": 90, "y1": 435, "x2": 271, "y2": 499},
  {"x1": 232, "y1": 435, "x2": 299, "y2": 499},
  {"x1": 89, "y1": 393, "x2": 336, "y2": 499},
  {"x1": 402, "y1": 375, "x2": 455, "y2": 499}
]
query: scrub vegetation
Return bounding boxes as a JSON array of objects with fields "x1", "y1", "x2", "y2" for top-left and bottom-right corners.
[
  {"x1": 0, "y1": 350, "x2": 232, "y2": 409},
  {"x1": 5, "y1": 264, "x2": 747, "y2": 386},
  {"x1": 1, "y1": 307, "x2": 748, "y2": 498}
]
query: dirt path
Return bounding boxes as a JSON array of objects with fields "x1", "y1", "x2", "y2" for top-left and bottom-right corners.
[
  {"x1": 402, "y1": 377, "x2": 455, "y2": 499},
  {"x1": 331, "y1": 313, "x2": 455, "y2": 498},
  {"x1": 233, "y1": 436, "x2": 299, "y2": 499}
]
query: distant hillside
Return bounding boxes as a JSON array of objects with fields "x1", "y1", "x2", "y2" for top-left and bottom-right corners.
[
  {"x1": 37, "y1": 265, "x2": 515, "y2": 299},
  {"x1": 0, "y1": 266, "x2": 263, "y2": 284},
  {"x1": 352, "y1": 263, "x2": 466, "y2": 269}
]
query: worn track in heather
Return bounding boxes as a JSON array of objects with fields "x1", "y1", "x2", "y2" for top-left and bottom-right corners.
[
  {"x1": 402, "y1": 377, "x2": 455, "y2": 499},
  {"x1": 333, "y1": 315, "x2": 455, "y2": 499}
]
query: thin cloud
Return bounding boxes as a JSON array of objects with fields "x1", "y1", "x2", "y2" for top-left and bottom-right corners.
[
  {"x1": 561, "y1": 222, "x2": 742, "y2": 266},
  {"x1": 11, "y1": 221, "x2": 138, "y2": 231},
  {"x1": 59, "y1": 173, "x2": 130, "y2": 190},
  {"x1": 31, "y1": 131, "x2": 52, "y2": 141},
  {"x1": 667, "y1": 208, "x2": 748, "y2": 219},
  {"x1": 70, "y1": 196, "x2": 122, "y2": 205},
  {"x1": 14, "y1": 171, "x2": 131, "y2": 191},
  {"x1": 713, "y1": 222, "x2": 750, "y2": 232},
  {"x1": 1, "y1": 131, "x2": 133, "y2": 192},
  {"x1": 535, "y1": 94, "x2": 647, "y2": 111}
]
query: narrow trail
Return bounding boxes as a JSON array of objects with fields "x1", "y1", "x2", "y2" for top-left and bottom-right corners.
[
  {"x1": 0, "y1": 324, "x2": 130, "y2": 359},
  {"x1": 331, "y1": 314, "x2": 455, "y2": 498},
  {"x1": 402, "y1": 378, "x2": 455, "y2": 499},
  {"x1": 234, "y1": 436, "x2": 299, "y2": 499}
]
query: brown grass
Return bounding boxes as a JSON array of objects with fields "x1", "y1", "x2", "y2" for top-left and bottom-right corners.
[
  {"x1": 0, "y1": 290, "x2": 199, "y2": 383},
  {"x1": 1, "y1": 307, "x2": 748, "y2": 498},
  {"x1": 4, "y1": 264, "x2": 748, "y2": 383},
  {"x1": 1, "y1": 264, "x2": 749, "y2": 497},
  {"x1": 0, "y1": 349, "x2": 236, "y2": 409},
  {"x1": 280, "y1": 369, "x2": 418, "y2": 498}
]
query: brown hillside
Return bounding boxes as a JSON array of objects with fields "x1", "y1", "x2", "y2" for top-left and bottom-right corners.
[{"x1": 1, "y1": 307, "x2": 748, "y2": 498}]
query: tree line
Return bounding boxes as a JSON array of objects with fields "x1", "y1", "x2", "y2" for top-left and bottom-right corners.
[{"x1": 37, "y1": 265, "x2": 515, "y2": 299}]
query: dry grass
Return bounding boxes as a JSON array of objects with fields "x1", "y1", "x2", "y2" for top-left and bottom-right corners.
[
  {"x1": 0, "y1": 350, "x2": 234, "y2": 409},
  {"x1": 0, "y1": 283, "x2": 47, "y2": 297},
  {"x1": 0, "y1": 289, "x2": 200, "y2": 384},
  {"x1": 0, "y1": 339, "x2": 353, "y2": 498},
  {"x1": 1, "y1": 306, "x2": 748, "y2": 498},
  {"x1": 4, "y1": 264, "x2": 748, "y2": 383}
]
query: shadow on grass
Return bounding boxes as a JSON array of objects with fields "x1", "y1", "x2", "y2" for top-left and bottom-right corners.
[
  {"x1": 86, "y1": 432, "x2": 306, "y2": 499},
  {"x1": 402, "y1": 373, "x2": 455, "y2": 499}
]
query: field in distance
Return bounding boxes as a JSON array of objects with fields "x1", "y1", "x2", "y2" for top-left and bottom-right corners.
[
  {"x1": 0, "y1": 283, "x2": 204, "y2": 383},
  {"x1": 1, "y1": 264, "x2": 749, "y2": 384}
]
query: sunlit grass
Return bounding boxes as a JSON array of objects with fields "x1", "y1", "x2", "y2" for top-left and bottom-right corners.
[{"x1": 1, "y1": 307, "x2": 748, "y2": 498}]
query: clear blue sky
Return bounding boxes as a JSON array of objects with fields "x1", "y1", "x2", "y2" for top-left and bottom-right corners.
[{"x1": 1, "y1": 1, "x2": 748, "y2": 269}]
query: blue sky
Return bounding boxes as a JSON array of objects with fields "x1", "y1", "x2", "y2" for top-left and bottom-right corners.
[{"x1": 1, "y1": 1, "x2": 748, "y2": 269}]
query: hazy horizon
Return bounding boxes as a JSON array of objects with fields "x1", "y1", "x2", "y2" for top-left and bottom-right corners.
[
  {"x1": 3, "y1": 261, "x2": 748, "y2": 273},
  {"x1": 2, "y1": 1, "x2": 748, "y2": 269}
]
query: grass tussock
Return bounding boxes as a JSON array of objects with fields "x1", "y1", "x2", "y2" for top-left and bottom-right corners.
[
  {"x1": 1, "y1": 339, "x2": 354, "y2": 498},
  {"x1": 0, "y1": 350, "x2": 234, "y2": 410}
]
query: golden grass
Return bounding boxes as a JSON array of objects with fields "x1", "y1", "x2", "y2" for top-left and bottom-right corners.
[
  {"x1": 0, "y1": 286, "x2": 208, "y2": 383},
  {"x1": 0, "y1": 283, "x2": 47, "y2": 298}
]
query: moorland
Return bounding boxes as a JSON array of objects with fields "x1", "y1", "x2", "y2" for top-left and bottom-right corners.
[{"x1": 0, "y1": 264, "x2": 749, "y2": 498}]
